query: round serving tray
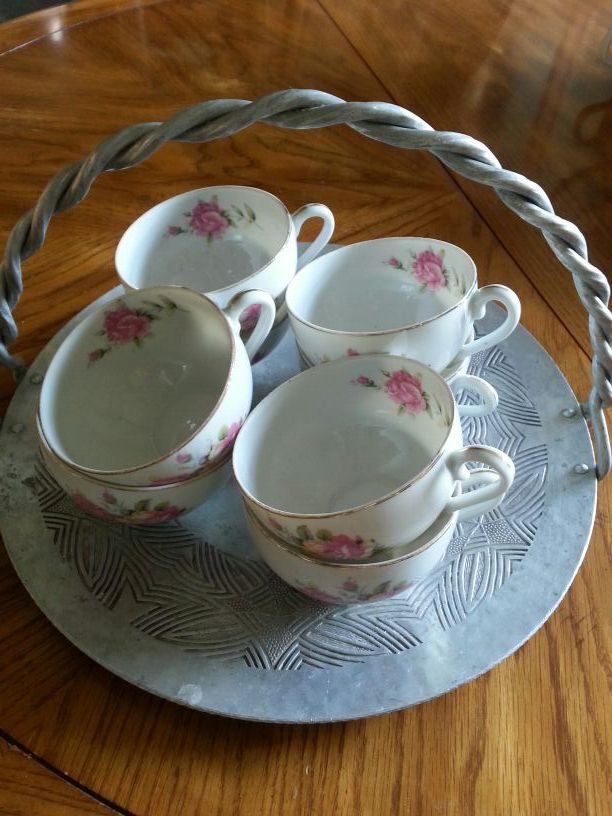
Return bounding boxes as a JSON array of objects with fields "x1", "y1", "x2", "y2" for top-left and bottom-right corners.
[{"x1": 0, "y1": 265, "x2": 596, "y2": 723}]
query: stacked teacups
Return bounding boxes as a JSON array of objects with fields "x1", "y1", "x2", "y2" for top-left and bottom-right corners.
[
  {"x1": 233, "y1": 355, "x2": 515, "y2": 603},
  {"x1": 36, "y1": 285, "x2": 275, "y2": 524},
  {"x1": 37, "y1": 183, "x2": 522, "y2": 602}
]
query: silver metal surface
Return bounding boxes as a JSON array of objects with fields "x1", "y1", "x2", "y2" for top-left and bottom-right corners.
[
  {"x1": 0, "y1": 90, "x2": 609, "y2": 477},
  {"x1": 0, "y1": 286, "x2": 597, "y2": 722}
]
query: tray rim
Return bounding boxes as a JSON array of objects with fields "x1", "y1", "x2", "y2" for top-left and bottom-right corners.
[{"x1": 0, "y1": 270, "x2": 597, "y2": 723}]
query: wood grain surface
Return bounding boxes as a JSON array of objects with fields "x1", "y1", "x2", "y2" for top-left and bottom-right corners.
[{"x1": 0, "y1": 1, "x2": 610, "y2": 814}]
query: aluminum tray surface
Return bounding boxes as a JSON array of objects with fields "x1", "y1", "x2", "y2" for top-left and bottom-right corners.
[{"x1": 0, "y1": 280, "x2": 596, "y2": 723}]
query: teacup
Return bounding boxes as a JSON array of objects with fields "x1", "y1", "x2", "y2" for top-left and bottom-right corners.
[
  {"x1": 246, "y1": 500, "x2": 459, "y2": 604},
  {"x1": 286, "y1": 237, "x2": 521, "y2": 372},
  {"x1": 37, "y1": 416, "x2": 232, "y2": 525},
  {"x1": 38, "y1": 285, "x2": 275, "y2": 486},
  {"x1": 233, "y1": 354, "x2": 514, "y2": 554},
  {"x1": 296, "y1": 339, "x2": 499, "y2": 418},
  {"x1": 115, "y1": 185, "x2": 335, "y2": 332}
]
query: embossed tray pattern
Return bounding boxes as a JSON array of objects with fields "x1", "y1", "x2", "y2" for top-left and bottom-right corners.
[{"x1": 0, "y1": 287, "x2": 596, "y2": 721}]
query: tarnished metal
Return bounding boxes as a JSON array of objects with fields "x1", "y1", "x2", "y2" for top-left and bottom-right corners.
[
  {"x1": 0, "y1": 91, "x2": 609, "y2": 475},
  {"x1": 0, "y1": 290, "x2": 596, "y2": 722}
]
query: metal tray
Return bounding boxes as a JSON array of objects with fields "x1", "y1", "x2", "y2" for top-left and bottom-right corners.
[{"x1": 0, "y1": 280, "x2": 596, "y2": 722}]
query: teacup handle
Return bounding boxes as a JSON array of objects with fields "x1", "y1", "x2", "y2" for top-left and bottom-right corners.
[
  {"x1": 454, "y1": 284, "x2": 521, "y2": 361},
  {"x1": 451, "y1": 374, "x2": 498, "y2": 417},
  {"x1": 445, "y1": 445, "x2": 515, "y2": 520},
  {"x1": 224, "y1": 290, "x2": 276, "y2": 361},
  {"x1": 292, "y1": 204, "x2": 335, "y2": 271}
]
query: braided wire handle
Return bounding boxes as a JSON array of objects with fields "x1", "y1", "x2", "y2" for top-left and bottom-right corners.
[{"x1": 1, "y1": 89, "x2": 610, "y2": 477}]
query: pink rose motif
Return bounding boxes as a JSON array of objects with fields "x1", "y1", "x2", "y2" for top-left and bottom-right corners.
[
  {"x1": 71, "y1": 492, "x2": 112, "y2": 520},
  {"x1": 130, "y1": 505, "x2": 184, "y2": 524},
  {"x1": 346, "y1": 348, "x2": 360, "y2": 357},
  {"x1": 341, "y1": 578, "x2": 359, "y2": 592},
  {"x1": 103, "y1": 305, "x2": 151, "y2": 344},
  {"x1": 385, "y1": 369, "x2": 426, "y2": 413},
  {"x1": 189, "y1": 200, "x2": 229, "y2": 238},
  {"x1": 166, "y1": 225, "x2": 182, "y2": 236},
  {"x1": 303, "y1": 534, "x2": 374, "y2": 560},
  {"x1": 217, "y1": 421, "x2": 242, "y2": 453},
  {"x1": 88, "y1": 349, "x2": 105, "y2": 364},
  {"x1": 239, "y1": 303, "x2": 262, "y2": 333},
  {"x1": 267, "y1": 516, "x2": 283, "y2": 531},
  {"x1": 355, "y1": 375, "x2": 374, "y2": 386},
  {"x1": 412, "y1": 250, "x2": 446, "y2": 290},
  {"x1": 387, "y1": 257, "x2": 401, "y2": 268},
  {"x1": 176, "y1": 452, "x2": 192, "y2": 464}
]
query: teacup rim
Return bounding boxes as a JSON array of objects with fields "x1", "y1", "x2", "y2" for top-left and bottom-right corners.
[
  {"x1": 36, "y1": 412, "x2": 234, "y2": 489},
  {"x1": 285, "y1": 236, "x2": 478, "y2": 335},
  {"x1": 39, "y1": 285, "x2": 238, "y2": 477},
  {"x1": 232, "y1": 353, "x2": 457, "y2": 519},
  {"x1": 246, "y1": 502, "x2": 457, "y2": 568},
  {"x1": 115, "y1": 185, "x2": 295, "y2": 295}
]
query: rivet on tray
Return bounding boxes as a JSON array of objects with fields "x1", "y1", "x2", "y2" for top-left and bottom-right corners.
[
  {"x1": 10, "y1": 423, "x2": 25, "y2": 434},
  {"x1": 29, "y1": 373, "x2": 44, "y2": 385},
  {"x1": 573, "y1": 463, "x2": 590, "y2": 475},
  {"x1": 561, "y1": 407, "x2": 578, "y2": 418}
]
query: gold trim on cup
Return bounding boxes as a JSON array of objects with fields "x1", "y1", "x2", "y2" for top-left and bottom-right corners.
[
  {"x1": 286, "y1": 236, "x2": 478, "y2": 335},
  {"x1": 233, "y1": 353, "x2": 458, "y2": 520},
  {"x1": 39, "y1": 285, "x2": 238, "y2": 478},
  {"x1": 245, "y1": 503, "x2": 456, "y2": 568},
  {"x1": 116, "y1": 186, "x2": 295, "y2": 296}
]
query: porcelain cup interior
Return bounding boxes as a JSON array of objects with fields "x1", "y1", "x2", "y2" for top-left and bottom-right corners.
[
  {"x1": 233, "y1": 354, "x2": 455, "y2": 516},
  {"x1": 39, "y1": 286, "x2": 239, "y2": 474},
  {"x1": 116, "y1": 186, "x2": 294, "y2": 294},
  {"x1": 286, "y1": 237, "x2": 476, "y2": 333}
]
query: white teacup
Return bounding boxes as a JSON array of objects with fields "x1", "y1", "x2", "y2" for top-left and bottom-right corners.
[
  {"x1": 233, "y1": 354, "x2": 514, "y2": 556},
  {"x1": 246, "y1": 502, "x2": 460, "y2": 604},
  {"x1": 296, "y1": 340, "x2": 498, "y2": 418},
  {"x1": 115, "y1": 185, "x2": 335, "y2": 328},
  {"x1": 37, "y1": 416, "x2": 232, "y2": 525},
  {"x1": 38, "y1": 285, "x2": 275, "y2": 486},
  {"x1": 286, "y1": 237, "x2": 521, "y2": 372}
]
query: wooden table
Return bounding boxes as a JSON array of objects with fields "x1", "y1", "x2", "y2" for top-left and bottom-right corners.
[{"x1": 0, "y1": 1, "x2": 610, "y2": 813}]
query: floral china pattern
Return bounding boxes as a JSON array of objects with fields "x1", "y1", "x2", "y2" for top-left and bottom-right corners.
[
  {"x1": 296, "y1": 577, "x2": 412, "y2": 604},
  {"x1": 385, "y1": 248, "x2": 466, "y2": 296},
  {"x1": 265, "y1": 517, "x2": 384, "y2": 560},
  {"x1": 165, "y1": 196, "x2": 258, "y2": 241},
  {"x1": 298, "y1": 345, "x2": 360, "y2": 367},
  {"x1": 353, "y1": 367, "x2": 451, "y2": 425},
  {"x1": 71, "y1": 491, "x2": 185, "y2": 524},
  {"x1": 88, "y1": 296, "x2": 182, "y2": 364},
  {"x1": 148, "y1": 421, "x2": 243, "y2": 484}
]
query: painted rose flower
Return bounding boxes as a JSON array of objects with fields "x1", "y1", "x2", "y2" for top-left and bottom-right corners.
[
  {"x1": 176, "y1": 451, "x2": 193, "y2": 464},
  {"x1": 189, "y1": 199, "x2": 230, "y2": 238},
  {"x1": 355, "y1": 375, "x2": 375, "y2": 386},
  {"x1": 384, "y1": 369, "x2": 426, "y2": 414},
  {"x1": 298, "y1": 585, "x2": 344, "y2": 604},
  {"x1": 217, "y1": 421, "x2": 242, "y2": 454},
  {"x1": 347, "y1": 348, "x2": 360, "y2": 357},
  {"x1": 267, "y1": 516, "x2": 283, "y2": 531},
  {"x1": 71, "y1": 492, "x2": 113, "y2": 520},
  {"x1": 129, "y1": 504, "x2": 184, "y2": 524},
  {"x1": 103, "y1": 305, "x2": 152, "y2": 344},
  {"x1": 239, "y1": 303, "x2": 262, "y2": 333},
  {"x1": 387, "y1": 257, "x2": 401, "y2": 268},
  {"x1": 412, "y1": 250, "x2": 446, "y2": 290},
  {"x1": 303, "y1": 533, "x2": 375, "y2": 560}
]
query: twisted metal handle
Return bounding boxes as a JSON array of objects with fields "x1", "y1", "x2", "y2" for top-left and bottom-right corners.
[{"x1": 1, "y1": 89, "x2": 609, "y2": 477}]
